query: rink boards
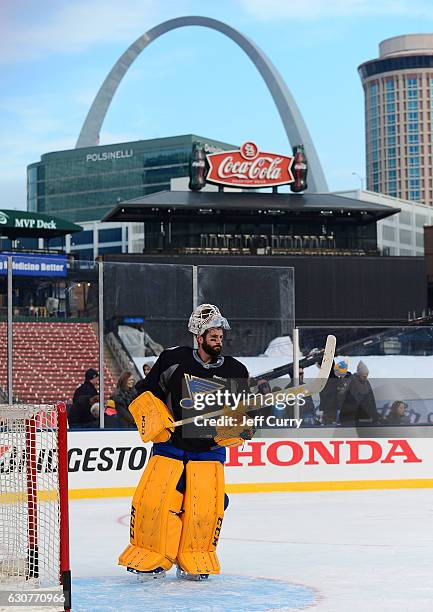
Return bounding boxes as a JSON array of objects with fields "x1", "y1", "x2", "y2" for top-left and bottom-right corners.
[{"x1": 66, "y1": 430, "x2": 433, "y2": 498}]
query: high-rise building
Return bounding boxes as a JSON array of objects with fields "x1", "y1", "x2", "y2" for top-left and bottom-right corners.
[
  {"x1": 27, "y1": 134, "x2": 234, "y2": 223},
  {"x1": 359, "y1": 34, "x2": 433, "y2": 206}
]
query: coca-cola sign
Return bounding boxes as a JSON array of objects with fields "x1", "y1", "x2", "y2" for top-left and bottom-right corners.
[{"x1": 206, "y1": 141, "x2": 294, "y2": 189}]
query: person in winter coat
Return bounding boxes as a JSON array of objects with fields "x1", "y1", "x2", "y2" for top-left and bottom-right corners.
[
  {"x1": 339, "y1": 360, "x2": 381, "y2": 425},
  {"x1": 69, "y1": 369, "x2": 99, "y2": 427},
  {"x1": 319, "y1": 358, "x2": 352, "y2": 425},
  {"x1": 385, "y1": 400, "x2": 409, "y2": 425},
  {"x1": 72, "y1": 368, "x2": 99, "y2": 404},
  {"x1": 111, "y1": 371, "x2": 137, "y2": 428}
]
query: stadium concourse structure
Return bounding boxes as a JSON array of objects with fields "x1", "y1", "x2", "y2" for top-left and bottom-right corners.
[
  {"x1": 0, "y1": 210, "x2": 120, "y2": 405},
  {"x1": 102, "y1": 189, "x2": 428, "y2": 328}
]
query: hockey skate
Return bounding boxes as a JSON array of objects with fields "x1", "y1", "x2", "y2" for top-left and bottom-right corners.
[
  {"x1": 176, "y1": 566, "x2": 209, "y2": 581},
  {"x1": 127, "y1": 566, "x2": 166, "y2": 581}
]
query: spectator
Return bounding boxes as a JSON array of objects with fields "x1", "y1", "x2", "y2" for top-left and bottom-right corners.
[
  {"x1": 72, "y1": 368, "x2": 99, "y2": 404},
  {"x1": 69, "y1": 393, "x2": 99, "y2": 428},
  {"x1": 319, "y1": 358, "x2": 351, "y2": 425},
  {"x1": 143, "y1": 363, "x2": 152, "y2": 377},
  {"x1": 136, "y1": 361, "x2": 154, "y2": 394},
  {"x1": 103, "y1": 399, "x2": 123, "y2": 428},
  {"x1": 339, "y1": 360, "x2": 381, "y2": 426},
  {"x1": 111, "y1": 371, "x2": 137, "y2": 428},
  {"x1": 385, "y1": 400, "x2": 409, "y2": 425},
  {"x1": 69, "y1": 369, "x2": 99, "y2": 428},
  {"x1": 298, "y1": 368, "x2": 318, "y2": 425}
]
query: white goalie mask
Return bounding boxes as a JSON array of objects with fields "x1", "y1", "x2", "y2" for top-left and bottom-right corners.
[{"x1": 188, "y1": 303, "x2": 231, "y2": 336}]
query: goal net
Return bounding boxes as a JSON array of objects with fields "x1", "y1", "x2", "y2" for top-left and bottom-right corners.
[{"x1": 0, "y1": 404, "x2": 70, "y2": 610}]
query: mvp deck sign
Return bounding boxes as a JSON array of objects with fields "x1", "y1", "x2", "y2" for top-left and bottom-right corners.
[{"x1": 206, "y1": 141, "x2": 295, "y2": 189}]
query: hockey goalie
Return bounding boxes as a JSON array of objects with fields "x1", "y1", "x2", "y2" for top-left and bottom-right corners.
[{"x1": 118, "y1": 304, "x2": 253, "y2": 581}]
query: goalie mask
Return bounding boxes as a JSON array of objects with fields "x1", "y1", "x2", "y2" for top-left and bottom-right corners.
[{"x1": 188, "y1": 304, "x2": 231, "y2": 336}]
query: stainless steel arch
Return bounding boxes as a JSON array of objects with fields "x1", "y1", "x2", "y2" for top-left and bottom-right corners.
[{"x1": 76, "y1": 16, "x2": 328, "y2": 192}]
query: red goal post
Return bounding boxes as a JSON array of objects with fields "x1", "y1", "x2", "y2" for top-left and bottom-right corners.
[{"x1": 0, "y1": 403, "x2": 71, "y2": 611}]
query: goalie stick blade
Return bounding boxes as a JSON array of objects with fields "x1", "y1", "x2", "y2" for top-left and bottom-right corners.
[
  {"x1": 173, "y1": 334, "x2": 337, "y2": 428},
  {"x1": 294, "y1": 333, "x2": 336, "y2": 397}
]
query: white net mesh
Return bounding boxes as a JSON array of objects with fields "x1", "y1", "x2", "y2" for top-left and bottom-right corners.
[{"x1": 0, "y1": 405, "x2": 62, "y2": 593}]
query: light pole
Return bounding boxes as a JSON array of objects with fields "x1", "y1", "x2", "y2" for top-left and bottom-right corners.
[{"x1": 352, "y1": 172, "x2": 364, "y2": 190}]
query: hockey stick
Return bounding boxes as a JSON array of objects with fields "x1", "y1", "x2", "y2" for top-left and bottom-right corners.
[{"x1": 173, "y1": 334, "x2": 336, "y2": 427}]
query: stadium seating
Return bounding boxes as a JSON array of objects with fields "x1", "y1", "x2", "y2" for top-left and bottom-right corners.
[{"x1": 0, "y1": 322, "x2": 117, "y2": 404}]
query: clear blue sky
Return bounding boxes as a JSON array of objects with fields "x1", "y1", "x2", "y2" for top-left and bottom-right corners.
[{"x1": 2, "y1": 0, "x2": 433, "y2": 209}]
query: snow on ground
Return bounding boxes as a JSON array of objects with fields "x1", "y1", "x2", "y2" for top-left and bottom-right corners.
[{"x1": 70, "y1": 488, "x2": 433, "y2": 612}]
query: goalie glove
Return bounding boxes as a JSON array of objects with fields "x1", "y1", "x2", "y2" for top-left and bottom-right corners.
[
  {"x1": 214, "y1": 403, "x2": 255, "y2": 448},
  {"x1": 128, "y1": 391, "x2": 175, "y2": 443}
]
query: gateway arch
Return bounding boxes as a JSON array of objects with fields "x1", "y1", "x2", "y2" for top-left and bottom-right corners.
[{"x1": 76, "y1": 16, "x2": 328, "y2": 192}]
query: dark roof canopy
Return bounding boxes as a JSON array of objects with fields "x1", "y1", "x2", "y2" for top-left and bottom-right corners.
[
  {"x1": 0, "y1": 210, "x2": 82, "y2": 239},
  {"x1": 102, "y1": 190, "x2": 399, "y2": 224}
]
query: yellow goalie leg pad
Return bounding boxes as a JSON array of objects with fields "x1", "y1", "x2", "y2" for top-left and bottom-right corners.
[
  {"x1": 177, "y1": 461, "x2": 225, "y2": 575},
  {"x1": 118, "y1": 455, "x2": 184, "y2": 572},
  {"x1": 129, "y1": 391, "x2": 175, "y2": 443}
]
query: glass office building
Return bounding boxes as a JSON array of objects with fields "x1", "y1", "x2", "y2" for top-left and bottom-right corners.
[
  {"x1": 359, "y1": 34, "x2": 433, "y2": 206},
  {"x1": 27, "y1": 135, "x2": 234, "y2": 224}
]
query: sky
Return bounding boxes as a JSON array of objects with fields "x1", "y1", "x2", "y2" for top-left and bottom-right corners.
[{"x1": 2, "y1": 0, "x2": 433, "y2": 210}]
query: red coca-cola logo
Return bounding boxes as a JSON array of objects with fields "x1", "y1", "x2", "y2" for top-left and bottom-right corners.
[
  {"x1": 206, "y1": 141, "x2": 294, "y2": 188},
  {"x1": 226, "y1": 439, "x2": 422, "y2": 467}
]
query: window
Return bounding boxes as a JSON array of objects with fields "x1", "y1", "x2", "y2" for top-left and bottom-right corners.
[
  {"x1": 388, "y1": 159, "x2": 396, "y2": 169},
  {"x1": 407, "y1": 89, "x2": 418, "y2": 99},
  {"x1": 407, "y1": 122, "x2": 418, "y2": 132},
  {"x1": 409, "y1": 179, "x2": 420, "y2": 189},
  {"x1": 386, "y1": 92, "x2": 395, "y2": 102},
  {"x1": 408, "y1": 134, "x2": 419, "y2": 143},
  {"x1": 415, "y1": 214, "x2": 427, "y2": 227},
  {"x1": 386, "y1": 103, "x2": 395, "y2": 113},
  {"x1": 386, "y1": 80, "x2": 395, "y2": 90},
  {"x1": 387, "y1": 114, "x2": 396, "y2": 124},
  {"x1": 399, "y1": 211, "x2": 412, "y2": 225},
  {"x1": 70, "y1": 230, "x2": 93, "y2": 246},
  {"x1": 97, "y1": 245, "x2": 123, "y2": 254},
  {"x1": 408, "y1": 145, "x2": 419, "y2": 154},
  {"x1": 407, "y1": 78, "x2": 418, "y2": 87},
  {"x1": 388, "y1": 180, "x2": 397, "y2": 190},
  {"x1": 407, "y1": 111, "x2": 419, "y2": 121},
  {"x1": 46, "y1": 237, "x2": 65, "y2": 248},
  {"x1": 399, "y1": 229, "x2": 412, "y2": 244},
  {"x1": 73, "y1": 248, "x2": 94, "y2": 261},
  {"x1": 388, "y1": 170, "x2": 397, "y2": 180},
  {"x1": 416, "y1": 233, "x2": 425, "y2": 248},
  {"x1": 399, "y1": 248, "x2": 413, "y2": 256},
  {"x1": 408, "y1": 156, "x2": 420, "y2": 166},
  {"x1": 382, "y1": 226, "x2": 395, "y2": 241},
  {"x1": 98, "y1": 228, "x2": 122, "y2": 242},
  {"x1": 408, "y1": 100, "x2": 418, "y2": 110},
  {"x1": 387, "y1": 147, "x2": 396, "y2": 158},
  {"x1": 408, "y1": 190, "x2": 421, "y2": 200},
  {"x1": 409, "y1": 167, "x2": 420, "y2": 177}
]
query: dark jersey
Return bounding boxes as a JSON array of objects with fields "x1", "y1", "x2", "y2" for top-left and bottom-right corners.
[{"x1": 136, "y1": 346, "x2": 249, "y2": 451}]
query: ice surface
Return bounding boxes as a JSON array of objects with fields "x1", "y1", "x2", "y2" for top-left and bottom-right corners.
[
  {"x1": 71, "y1": 489, "x2": 433, "y2": 611},
  {"x1": 72, "y1": 575, "x2": 314, "y2": 611}
]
